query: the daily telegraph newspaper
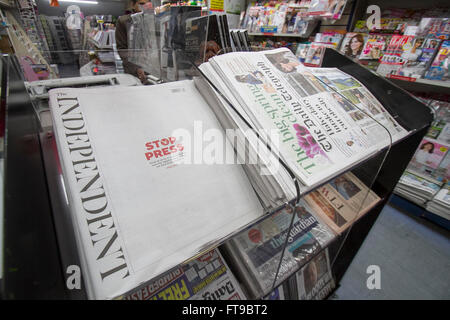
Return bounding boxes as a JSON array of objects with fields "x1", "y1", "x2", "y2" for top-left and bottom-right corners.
[
  {"x1": 199, "y1": 48, "x2": 408, "y2": 188},
  {"x1": 304, "y1": 172, "x2": 381, "y2": 234},
  {"x1": 223, "y1": 200, "x2": 334, "y2": 298},
  {"x1": 48, "y1": 81, "x2": 264, "y2": 299},
  {"x1": 293, "y1": 248, "x2": 335, "y2": 300},
  {"x1": 123, "y1": 249, "x2": 246, "y2": 300}
]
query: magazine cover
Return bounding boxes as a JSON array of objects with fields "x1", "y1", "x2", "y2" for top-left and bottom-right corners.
[
  {"x1": 263, "y1": 283, "x2": 288, "y2": 300},
  {"x1": 424, "y1": 40, "x2": 450, "y2": 81},
  {"x1": 295, "y1": 42, "x2": 311, "y2": 63},
  {"x1": 314, "y1": 32, "x2": 344, "y2": 49},
  {"x1": 394, "y1": 37, "x2": 441, "y2": 80},
  {"x1": 304, "y1": 172, "x2": 380, "y2": 234},
  {"x1": 124, "y1": 249, "x2": 246, "y2": 300},
  {"x1": 294, "y1": 248, "x2": 335, "y2": 300},
  {"x1": 433, "y1": 185, "x2": 450, "y2": 207},
  {"x1": 339, "y1": 33, "x2": 367, "y2": 58},
  {"x1": 376, "y1": 35, "x2": 413, "y2": 77},
  {"x1": 410, "y1": 138, "x2": 449, "y2": 170},
  {"x1": 359, "y1": 34, "x2": 389, "y2": 60},
  {"x1": 304, "y1": 42, "x2": 328, "y2": 66}
]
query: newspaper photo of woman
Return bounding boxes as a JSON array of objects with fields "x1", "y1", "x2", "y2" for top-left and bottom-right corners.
[{"x1": 265, "y1": 50, "x2": 301, "y2": 73}]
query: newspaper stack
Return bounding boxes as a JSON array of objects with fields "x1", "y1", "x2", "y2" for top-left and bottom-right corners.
[
  {"x1": 222, "y1": 200, "x2": 335, "y2": 298},
  {"x1": 394, "y1": 171, "x2": 442, "y2": 205},
  {"x1": 49, "y1": 80, "x2": 264, "y2": 299},
  {"x1": 123, "y1": 249, "x2": 246, "y2": 300},
  {"x1": 426, "y1": 185, "x2": 450, "y2": 220},
  {"x1": 198, "y1": 48, "x2": 408, "y2": 201}
]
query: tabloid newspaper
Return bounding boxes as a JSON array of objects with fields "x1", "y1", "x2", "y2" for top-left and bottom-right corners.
[
  {"x1": 48, "y1": 81, "x2": 264, "y2": 299},
  {"x1": 304, "y1": 172, "x2": 381, "y2": 234},
  {"x1": 293, "y1": 248, "x2": 335, "y2": 300},
  {"x1": 123, "y1": 249, "x2": 246, "y2": 300},
  {"x1": 224, "y1": 200, "x2": 334, "y2": 297},
  {"x1": 200, "y1": 48, "x2": 408, "y2": 188}
]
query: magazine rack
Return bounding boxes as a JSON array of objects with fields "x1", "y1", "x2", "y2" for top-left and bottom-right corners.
[{"x1": 1, "y1": 8, "x2": 433, "y2": 300}]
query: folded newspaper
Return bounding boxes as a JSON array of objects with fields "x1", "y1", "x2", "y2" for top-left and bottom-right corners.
[
  {"x1": 49, "y1": 81, "x2": 265, "y2": 299},
  {"x1": 304, "y1": 172, "x2": 381, "y2": 235},
  {"x1": 198, "y1": 48, "x2": 408, "y2": 192},
  {"x1": 292, "y1": 248, "x2": 335, "y2": 300},
  {"x1": 123, "y1": 248, "x2": 246, "y2": 300},
  {"x1": 222, "y1": 200, "x2": 335, "y2": 298}
]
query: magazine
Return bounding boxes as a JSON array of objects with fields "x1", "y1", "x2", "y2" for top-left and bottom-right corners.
[
  {"x1": 392, "y1": 37, "x2": 442, "y2": 80},
  {"x1": 48, "y1": 81, "x2": 264, "y2": 299},
  {"x1": 293, "y1": 248, "x2": 335, "y2": 300},
  {"x1": 304, "y1": 172, "x2": 381, "y2": 234},
  {"x1": 223, "y1": 201, "x2": 335, "y2": 297},
  {"x1": 424, "y1": 40, "x2": 450, "y2": 81},
  {"x1": 304, "y1": 42, "x2": 331, "y2": 66},
  {"x1": 376, "y1": 35, "x2": 414, "y2": 77},
  {"x1": 359, "y1": 34, "x2": 390, "y2": 60},
  {"x1": 408, "y1": 138, "x2": 449, "y2": 173},
  {"x1": 123, "y1": 249, "x2": 246, "y2": 300},
  {"x1": 200, "y1": 48, "x2": 408, "y2": 188},
  {"x1": 339, "y1": 33, "x2": 367, "y2": 59},
  {"x1": 295, "y1": 43, "x2": 311, "y2": 63}
]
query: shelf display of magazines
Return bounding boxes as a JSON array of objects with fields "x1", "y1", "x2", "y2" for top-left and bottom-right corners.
[
  {"x1": 27, "y1": 9, "x2": 436, "y2": 300},
  {"x1": 394, "y1": 98, "x2": 450, "y2": 222}
]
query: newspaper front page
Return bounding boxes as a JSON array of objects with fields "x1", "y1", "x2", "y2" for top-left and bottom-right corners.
[
  {"x1": 203, "y1": 48, "x2": 407, "y2": 187},
  {"x1": 228, "y1": 200, "x2": 334, "y2": 296},
  {"x1": 49, "y1": 81, "x2": 264, "y2": 299}
]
